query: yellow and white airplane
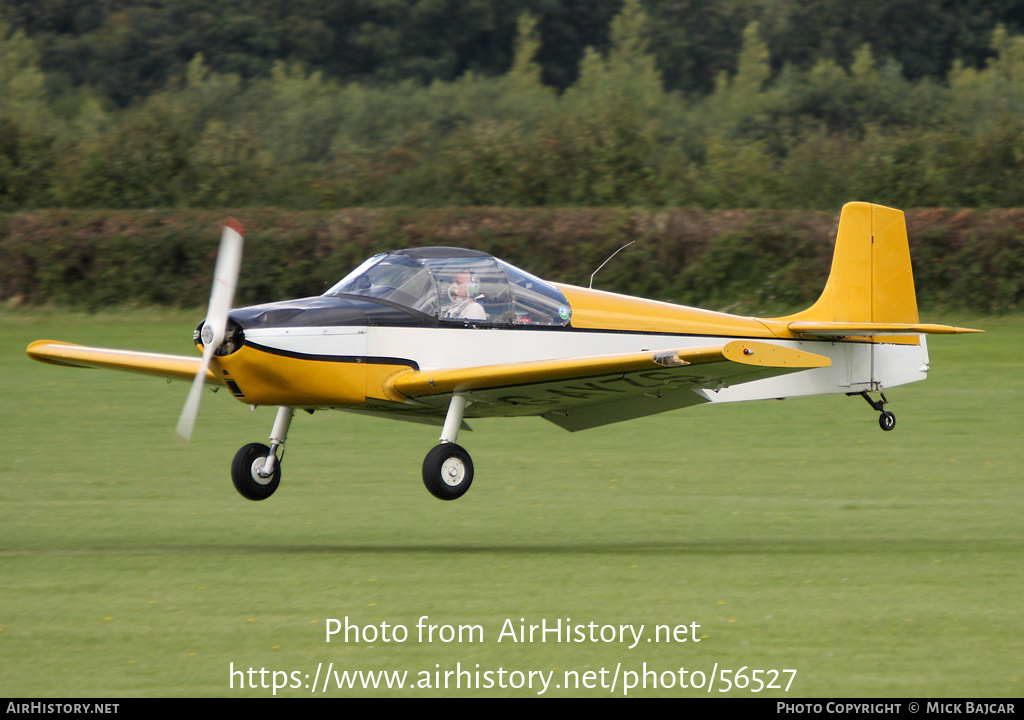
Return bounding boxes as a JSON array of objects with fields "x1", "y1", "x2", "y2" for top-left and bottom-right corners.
[{"x1": 28, "y1": 203, "x2": 979, "y2": 501}]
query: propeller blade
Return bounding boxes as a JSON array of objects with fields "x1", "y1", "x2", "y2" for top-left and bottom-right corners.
[
  {"x1": 175, "y1": 342, "x2": 215, "y2": 442},
  {"x1": 175, "y1": 219, "x2": 244, "y2": 442}
]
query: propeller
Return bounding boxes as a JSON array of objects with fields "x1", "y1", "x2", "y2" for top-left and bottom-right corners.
[{"x1": 175, "y1": 218, "x2": 244, "y2": 442}]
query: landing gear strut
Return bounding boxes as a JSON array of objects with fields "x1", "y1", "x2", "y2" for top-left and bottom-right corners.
[
  {"x1": 231, "y1": 406, "x2": 294, "y2": 500},
  {"x1": 422, "y1": 395, "x2": 474, "y2": 500},
  {"x1": 850, "y1": 391, "x2": 896, "y2": 432}
]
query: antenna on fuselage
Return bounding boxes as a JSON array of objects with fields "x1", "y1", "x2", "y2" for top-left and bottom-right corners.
[{"x1": 589, "y1": 240, "x2": 636, "y2": 289}]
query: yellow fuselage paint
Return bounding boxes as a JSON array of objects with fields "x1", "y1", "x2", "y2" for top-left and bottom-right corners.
[
  {"x1": 214, "y1": 345, "x2": 367, "y2": 408},
  {"x1": 557, "y1": 284, "x2": 778, "y2": 338}
]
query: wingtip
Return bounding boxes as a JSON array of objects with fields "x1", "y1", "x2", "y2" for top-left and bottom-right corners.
[
  {"x1": 26, "y1": 340, "x2": 92, "y2": 368},
  {"x1": 26, "y1": 339, "x2": 50, "y2": 358}
]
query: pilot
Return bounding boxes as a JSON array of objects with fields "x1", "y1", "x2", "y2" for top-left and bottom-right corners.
[{"x1": 443, "y1": 271, "x2": 487, "y2": 321}]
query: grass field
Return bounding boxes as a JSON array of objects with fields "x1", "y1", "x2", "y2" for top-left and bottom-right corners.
[{"x1": 1, "y1": 309, "x2": 1021, "y2": 697}]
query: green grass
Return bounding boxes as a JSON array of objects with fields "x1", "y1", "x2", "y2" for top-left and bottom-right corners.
[{"x1": 1, "y1": 309, "x2": 1021, "y2": 697}]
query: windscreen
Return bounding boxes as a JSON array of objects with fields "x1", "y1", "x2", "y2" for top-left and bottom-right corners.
[{"x1": 326, "y1": 251, "x2": 571, "y2": 326}]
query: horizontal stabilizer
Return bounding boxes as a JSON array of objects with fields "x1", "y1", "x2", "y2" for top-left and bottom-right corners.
[
  {"x1": 788, "y1": 322, "x2": 983, "y2": 338},
  {"x1": 26, "y1": 340, "x2": 221, "y2": 384}
]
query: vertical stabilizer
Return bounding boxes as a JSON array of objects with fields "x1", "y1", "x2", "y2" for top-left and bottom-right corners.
[{"x1": 787, "y1": 202, "x2": 920, "y2": 326}]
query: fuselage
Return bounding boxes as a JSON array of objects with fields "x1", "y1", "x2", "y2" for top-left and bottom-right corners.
[{"x1": 209, "y1": 283, "x2": 930, "y2": 417}]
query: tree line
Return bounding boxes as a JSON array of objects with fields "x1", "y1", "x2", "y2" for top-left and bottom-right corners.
[
  {"x1": 2, "y1": 0, "x2": 1024, "y2": 210},
  {"x1": 5, "y1": 0, "x2": 1023, "y2": 104}
]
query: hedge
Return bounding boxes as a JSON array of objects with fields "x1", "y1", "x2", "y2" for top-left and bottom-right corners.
[{"x1": 2, "y1": 207, "x2": 1021, "y2": 314}]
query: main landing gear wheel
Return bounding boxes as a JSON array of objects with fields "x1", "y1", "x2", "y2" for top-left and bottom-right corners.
[
  {"x1": 879, "y1": 411, "x2": 896, "y2": 432},
  {"x1": 422, "y1": 443, "x2": 474, "y2": 501},
  {"x1": 231, "y1": 442, "x2": 281, "y2": 501}
]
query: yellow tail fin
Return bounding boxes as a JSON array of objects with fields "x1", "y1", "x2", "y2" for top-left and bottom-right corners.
[
  {"x1": 774, "y1": 202, "x2": 980, "y2": 340},
  {"x1": 776, "y1": 203, "x2": 925, "y2": 343},
  {"x1": 797, "y1": 202, "x2": 919, "y2": 325}
]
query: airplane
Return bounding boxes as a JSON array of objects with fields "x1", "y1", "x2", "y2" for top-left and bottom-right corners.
[{"x1": 27, "y1": 202, "x2": 981, "y2": 502}]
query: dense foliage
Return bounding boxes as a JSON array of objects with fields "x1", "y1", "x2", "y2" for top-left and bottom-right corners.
[
  {"x1": 3, "y1": 207, "x2": 1022, "y2": 313},
  {"x1": 2, "y1": 1, "x2": 1024, "y2": 210},
  {"x1": 4, "y1": 0, "x2": 1023, "y2": 102}
]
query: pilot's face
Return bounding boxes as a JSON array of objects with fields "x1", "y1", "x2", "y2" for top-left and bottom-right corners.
[{"x1": 451, "y1": 272, "x2": 472, "y2": 299}]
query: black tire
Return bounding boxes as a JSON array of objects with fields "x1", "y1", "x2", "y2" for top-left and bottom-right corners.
[
  {"x1": 879, "y1": 411, "x2": 896, "y2": 432},
  {"x1": 231, "y1": 442, "x2": 281, "y2": 501},
  {"x1": 422, "y1": 443, "x2": 474, "y2": 501}
]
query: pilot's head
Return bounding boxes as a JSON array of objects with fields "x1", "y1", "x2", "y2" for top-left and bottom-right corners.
[{"x1": 449, "y1": 271, "x2": 479, "y2": 301}]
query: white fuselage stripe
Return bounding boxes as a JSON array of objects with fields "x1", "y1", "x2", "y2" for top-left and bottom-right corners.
[{"x1": 242, "y1": 325, "x2": 931, "y2": 403}]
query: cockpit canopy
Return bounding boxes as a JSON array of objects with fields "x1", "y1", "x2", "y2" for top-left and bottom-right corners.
[{"x1": 325, "y1": 248, "x2": 572, "y2": 326}]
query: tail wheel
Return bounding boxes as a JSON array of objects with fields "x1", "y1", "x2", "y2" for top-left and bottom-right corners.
[
  {"x1": 231, "y1": 442, "x2": 281, "y2": 501},
  {"x1": 879, "y1": 411, "x2": 896, "y2": 432},
  {"x1": 422, "y1": 443, "x2": 473, "y2": 501}
]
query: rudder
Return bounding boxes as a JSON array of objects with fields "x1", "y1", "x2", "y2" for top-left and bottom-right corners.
[{"x1": 789, "y1": 202, "x2": 920, "y2": 326}]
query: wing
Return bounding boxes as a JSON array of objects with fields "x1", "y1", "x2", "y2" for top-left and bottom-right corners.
[
  {"x1": 26, "y1": 340, "x2": 221, "y2": 384},
  {"x1": 384, "y1": 340, "x2": 830, "y2": 431}
]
